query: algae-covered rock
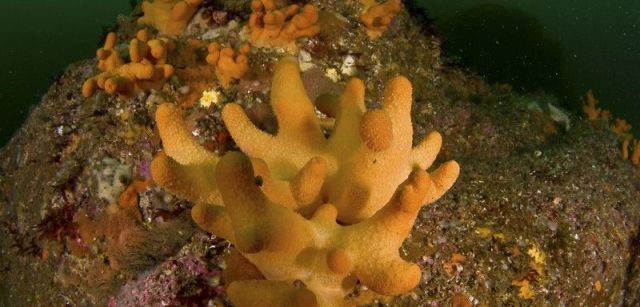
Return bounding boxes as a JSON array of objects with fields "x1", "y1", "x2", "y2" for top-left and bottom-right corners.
[{"x1": 1, "y1": 1, "x2": 639, "y2": 306}]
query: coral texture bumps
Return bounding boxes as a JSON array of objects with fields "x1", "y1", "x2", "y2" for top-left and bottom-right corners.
[{"x1": 151, "y1": 57, "x2": 459, "y2": 306}]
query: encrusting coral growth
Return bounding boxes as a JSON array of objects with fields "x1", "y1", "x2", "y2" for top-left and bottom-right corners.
[
  {"x1": 247, "y1": 0, "x2": 321, "y2": 52},
  {"x1": 82, "y1": 32, "x2": 175, "y2": 98},
  {"x1": 138, "y1": 0, "x2": 203, "y2": 36},
  {"x1": 150, "y1": 57, "x2": 459, "y2": 306},
  {"x1": 206, "y1": 43, "x2": 251, "y2": 88},
  {"x1": 359, "y1": 0, "x2": 402, "y2": 39}
]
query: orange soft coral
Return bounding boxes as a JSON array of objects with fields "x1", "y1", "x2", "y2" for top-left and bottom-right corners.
[
  {"x1": 222, "y1": 57, "x2": 458, "y2": 223},
  {"x1": 582, "y1": 89, "x2": 612, "y2": 121},
  {"x1": 151, "y1": 57, "x2": 459, "y2": 306},
  {"x1": 82, "y1": 32, "x2": 174, "y2": 98},
  {"x1": 247, "y1": 0, "x2": 320, "y2": 52},
  {"x1": 97, "y1": 32, "x2": 124, "y2": 72},
  {"x1": 82, "y1": 62, "x2": 174, "y2": 98},
  {"x1": 631, "y1": 140, "x2": 640, "y2": 166},
  {"x1": 129, "y1": 29, "x2": 175, "y2": 65},
  {"x1": 153, "y1": 57, "x2": 458, "y2": 224},
  {"x1": 118, "y1": 179, "x2": 152, "y2": 208},
  {"x1": 138, "y1": 0, "x2": 203, "y2": 36},
  {"x1": 611, "y1": 118, "x2": 632, "y2": 135},
  {"x1": 359, "y1": 0, "x2": 402, "y2": 39},
  {"x1": 206, "y1": 43, "x2": 251, "y2": 88},
  {"x1": 200, "y1": 151, "x2": 459, "y2": 307}
]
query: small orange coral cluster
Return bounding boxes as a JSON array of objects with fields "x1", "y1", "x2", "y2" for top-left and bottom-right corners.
[
  {"x1": 151, "y1": 57, "x2": 459, "y2": 306},
  {"x1": 82, "y1": 32, "x2": 174, "y2": 98},
  {"x1": 138, "y1": 0, "x2": 203, "y2": 36},
  {"x1": 359, "y1": 0, "x2": 402, "y2": 39},
  {"x1": 247, "y1": 0, "x2": 321, "y2": 52},
  {"x1": 612, "y1": 118, "x2": 632, "y2": 135},
  {"x1": 129, "y1": 29, "x2": 175, "y2": 65},
  {"x1": 206, "y1": 43, "x2": 251, "y2": 88},
  {"x1": 119, "y1": 178, "x2": 152, "y2": 209},
  {"x1": 582, "y1": 89, "x2": 607, "y2": 120},
  {"x1": 582, "y1": 90, "x2": 640, "y2": 170}
]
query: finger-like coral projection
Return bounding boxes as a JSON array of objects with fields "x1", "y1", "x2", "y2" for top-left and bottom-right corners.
[
  {"x1": 631, "y1": 140, "x2": 640, "y2": 166},
  {"x1": 138, "y1": 0, "x2": 203, "y2": 36},
  {"x1": 206, "y1": 43, "x2": 251, "y2": 88},
  {"x1": 611, "y1": 118, "x2": 632, "y2": 136},
  {"x1": 129, "y1": 29, "x2": 175, "y2": 65},
  {"x1": 150, "y1": 57, "x2": 459, "y2": 306},
  {"x1": 223, "y1": 57, "x2": 457, "y2": 223},
  {"x1": 205, "y1": 151, "x2": 458, "y2": 307},
  {"x1": 96, "y1": 32, "x2": 124, "y2": 72},
  {"x1": 150, "y1": 102, "x2": 328, "y2": 237},
  {"x1": 82, "y1": 32, "x2": 175, "y2": 98},
  {"x1": 151, "y1": 103, "x2": 222, "y2": 206},
  {"x1": 359, "y1": 0, "x2": 402, "y2": 39},
  {"x1": 247, "y1": 0, "x2": 321, "y2": 52}
]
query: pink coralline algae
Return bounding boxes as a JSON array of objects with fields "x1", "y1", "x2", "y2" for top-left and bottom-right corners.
[{"x1": 110, "y1": 256, "x2": 225, "y2": 306}]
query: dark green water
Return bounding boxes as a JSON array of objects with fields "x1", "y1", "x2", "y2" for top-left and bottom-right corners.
[
  {"x1": 0, "y1": 0, "x2": 638, "y2": 146},
  {"x1": 418, "y1": 0, "x2": 640, "y2": 132},
  {"x1": 0, "y1": 0, "x2": 131, "y2": 145}
]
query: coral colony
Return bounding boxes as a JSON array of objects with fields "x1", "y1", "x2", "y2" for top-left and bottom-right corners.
[{"x1": 79, "y1": 0, "x2": 457, "y2": 306}]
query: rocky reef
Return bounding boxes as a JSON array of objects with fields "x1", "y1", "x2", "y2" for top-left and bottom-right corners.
[{"x1": 1, "y1": 0, "x2": 639, "y2": 306}]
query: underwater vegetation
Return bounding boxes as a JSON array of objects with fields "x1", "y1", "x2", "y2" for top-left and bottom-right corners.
[{"x1": 0, "y1": 0, "x2": 640, "y2": 306}]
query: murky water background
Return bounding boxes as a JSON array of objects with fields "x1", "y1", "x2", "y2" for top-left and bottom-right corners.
[
  {"x1": 0, "y1": 0, "x2": 638, "y2": 145},
  {"x1": 0, "y1": 0, "x2": 131, "y2": 145}
]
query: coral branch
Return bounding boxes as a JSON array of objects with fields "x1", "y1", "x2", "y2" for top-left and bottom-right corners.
[
  {"x1": 212, "y1": 151, "x2": 458, "y2": 306},
  {"x1": 150, "y1": 57, "x2": 459, "y2": 306},
  {"x1": 359, "y1": 0, "x2": 402, "y2": 39},
  {"x1": 223, "y1": 57, "x2": 456, "y2": 223},
  {"x1": 138, "y1": 0, "x2": 203, "y2": 36},
  {"x1": 247, "y1": 0, "x2": 321, "y2": 52},
  {"x1": 82, "y1": 33, "x2": 174, "y2": 98},
  {"x1": 206, "y1": 43, "x2": 251, "y2": 88}
]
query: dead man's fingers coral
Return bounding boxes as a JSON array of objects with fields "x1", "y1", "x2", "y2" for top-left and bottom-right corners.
[
  {"x1": 97, "y1": 32, "x2": 124, "y2": 72},
  {"x1": 247, "y1": 1, "x2": 321, "y2": 52},
  {"x1": 129, "y1": 29, "x2": 174, "y2": 65},
  {"x1": 206, "y1": 43, "x2": 252, "y2": 88},
  {"x1": 138, "y1": 0, "x2": 203, "y2": 36},
  {"x1": 83, "y1": 33, "x2": 174, "y2": 98},
  {"x1": 150, "y1": 103, "x2": 222, "y2": 205},
  {"x1": 213, "y1": 151, "x2": 459, "y2": 306},
  {"x1": 359, "y1": 0, "x2": 402, "y2": 39},
  {"x1": 222, "y1": 57, "x2": 455, "y2": 223},
  {"x1": 151, "y1": 103, "x2": 331, "y2": 220}
]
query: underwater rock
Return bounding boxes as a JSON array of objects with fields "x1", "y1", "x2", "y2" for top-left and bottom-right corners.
[{"x1": 1, "y1": 0, "x2": 639, "y2": 306}]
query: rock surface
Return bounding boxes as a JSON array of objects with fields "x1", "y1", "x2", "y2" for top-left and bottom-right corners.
[{"x1": 1, "y1": 1, "x2": 639, "y2": 306}]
